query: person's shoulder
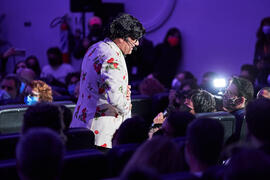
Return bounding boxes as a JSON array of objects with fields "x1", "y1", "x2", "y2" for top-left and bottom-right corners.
[
  {"x1": 61, "y1": 63, "x2": 74, "y2": 71},
  {"x1": 92, "y1": 40, "x2": 120, "y2": 58},
  {"x1": 42, "y1": 65, "x2": 51, "y2": 72}
]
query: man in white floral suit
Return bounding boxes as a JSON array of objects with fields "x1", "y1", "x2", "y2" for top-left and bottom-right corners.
[{"x1": 70, "y1": 14, "x2": 145, "y2": 148}]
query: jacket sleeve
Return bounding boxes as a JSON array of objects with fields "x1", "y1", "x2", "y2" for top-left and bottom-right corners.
[{"x1": 99, "y1": 53, "x2": 130, "y2": 116}]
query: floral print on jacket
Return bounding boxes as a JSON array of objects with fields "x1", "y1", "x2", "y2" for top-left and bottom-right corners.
[{"x1": 70, "y1": 38, "x2": 131, "y2": 148}]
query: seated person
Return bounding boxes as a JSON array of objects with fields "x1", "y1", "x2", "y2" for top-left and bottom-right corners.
[
  {"x1": 41, "y1": 47, "x2": 74, "y2": 86},
  {"x1": 184, "y1": 89, "x2": 216, "y2": 115},
  {"x1": 0, "y1": 74, "x2": 23, "y2": 104},
  {"x1": 224, "y1": 147, "x2": 270, "y2": 180},
  {"x1": 14, "y1": 61, "x2": 27, "y2": 75},
  {"x1": 257, "y1": 86, "x2": 270, "y2": 99},
  {"x1": 223, "y1": 76, "x2": 254, "y2": 145},
  {"x1": 65, "y1": 72, "x2": 80, "y2": 97},
  {"x1": 25, "y1": 55, "x2": 41, "y2": 78},
  {"x1": 185, "y1": 118, "x2": 224, "y2": 178},
  {"x1": 112, "y1": 116, "x2": 149, "y2": 147},
  {"x1": 24, "y1": 80, "x2": 53, "y2": 105},
  {"x1": 16, "y1": 128, "x2": 65, "y2": 180},
  {"x1": 122, "y1": 136, "x2": 184, "y2": 176},
  {"x1": 22, "y1": 103, "x2": 66, "y2": 142},
  {"x1": 171, "y1": 71, "x2": 196, "y2": 90},
  {"x1": 139, "y1": 75, "x2": 165, "y2": 96}
]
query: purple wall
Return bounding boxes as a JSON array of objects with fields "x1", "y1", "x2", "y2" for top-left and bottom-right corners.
[{"x1": 1, "y1": 0, "x2": 270, "y2": 82}]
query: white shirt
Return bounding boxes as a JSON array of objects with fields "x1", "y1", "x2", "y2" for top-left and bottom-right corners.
[{"x1": 41, "y1": 63, "x2": 74, "y2": 84}]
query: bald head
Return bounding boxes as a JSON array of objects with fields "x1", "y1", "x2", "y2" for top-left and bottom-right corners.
[{"x1": 19, "y1": 68, "x2": 36, "y2": 83}]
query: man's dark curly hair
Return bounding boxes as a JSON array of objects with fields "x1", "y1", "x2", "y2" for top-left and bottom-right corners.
[
  {"x1": 191, "y1": 89, "x2": 216, "y2": 113},
  {"x1": 108, "y1": 13, "x2": 145, "y2": 40}
]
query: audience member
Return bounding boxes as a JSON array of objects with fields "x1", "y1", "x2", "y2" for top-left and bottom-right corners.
[
  {"x1": 0, "y1": 74, "x2": 21, "y2": 99},
  {"x1": 150, "y1": 89, "x2": 213, "y2": 133},
  {"x1": 139, "y1": 75, "x2": 166, "y2": 96},
  {"x1": 18, "y1": 68, "x2": 35, "y2": 93},
  {"x1": 246, "y1": 98, "x2": 270, "y2": 154},
  {"x1": 179, "y1": 78, "x2": 199, "y2": 92},
  {"x1": 171, "y1": 71, "x2": 195, "y2": 90},
  {"x1": 126, "y1": 37, "x2": 155, "y2": 82},
  {"x1": 112, "y1": 116, "x2": 149, "y2": 147},
  {"x1": 87, "y1": 16, "x2": 104, "y2": 46},
  {"x1": 65, "y1": 72, "x2": 80, "y2": 97},
  {"x1": 254, "y1": 17, "x2": 270, "y2": 87},
  {"x1": 240, "y1": 64, "x2": 258, "y2": 85},
  {"x1": 121, "y1": 166, "x2": 160, "y2": 180},
  {"x1": 223, "y1": 76, "x2": 254, "y2": 145},
  {"x1": 0, "y1": 88, "x2": 10, "y2": 100},
  {"x1": 200, "y1": 71, "x2": 219, "y2": 95},
  {"x1": 41, "y1": 47, "x2": 74, "y2": 85},
  {"x1": 16, "y1": 128, "x2": 65, "y2": 180},
  {"x1": 14, "y1": 61, "x2": 27, "y2": 74},
  {"x1": 22, "y1": 103, "x2": 66, "y2": 141},
  {"x1": 254, "y1": 16, "x2": 270, "y2": 65},
  {"x1": 153, "y1": 27, "x2": 182, "y2": 88},
  {"x1": 224, "y1": 148, "x2": 270, "y2": 180},
  {"x1": 185, "y1": 118, "x2": 224, "y2": 178},
  {"x1": 25, "y1": 55, "x2": 41, "y2": 78},
  {"x1": 256, "y1": 86, "x2": 270, "y2": 99},
  {"x1": 19, "y1": 68, "x2": 36, "y2": 84},
  {"x1": 23, "y1": 80, "x2": 53, "y2": 105},
  {"x1": 184, "y1": 89, "x2": 216, "y2": 115},
  {"x1": 161, "y1": 111, "x2": 196, "y2": 138},
  {"x1": 122, "y1": 136, "x2": 184, "y2": 176}
]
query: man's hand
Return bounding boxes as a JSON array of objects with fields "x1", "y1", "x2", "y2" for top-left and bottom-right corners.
[
  {"x1": 129, "y1": 102, "x2": 132, "y2": 111},
  {"x1": 153, "y1": 112, "x2": 165, "y2": 124}
]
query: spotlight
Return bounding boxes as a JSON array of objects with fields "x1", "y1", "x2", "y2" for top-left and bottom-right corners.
[
  {"x1": 213, "y1": 78, "x2": 226, "y2": 88},
  {"x1": 212, "y1": 78, "x2": 227, "y2": 96}
]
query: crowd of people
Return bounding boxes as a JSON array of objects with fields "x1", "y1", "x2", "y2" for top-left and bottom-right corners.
[{"x1": 0, "y1": 14, "x2": 270, "y2": 179}]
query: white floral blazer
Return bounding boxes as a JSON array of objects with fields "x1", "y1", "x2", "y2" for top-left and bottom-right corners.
[{"x1": 70, "y1": 38, "x2": 131, "y2": 148}]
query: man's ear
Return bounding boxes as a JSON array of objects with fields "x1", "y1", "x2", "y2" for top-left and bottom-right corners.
[{"x1": 236, "y1": 96, "x2": 245, "y2": 106}]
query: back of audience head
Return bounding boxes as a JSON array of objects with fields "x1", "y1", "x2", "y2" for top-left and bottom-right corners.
[
  {"x1": 162, "y1": 111, "x2": 195, "y2": 138},
  {"x1": 112, "y1": 116, "x2": 148, "y2": 147},
  {"x1": 257, "y1": 87, "x2": 270, "y2": 99},
  {"x1": 121, "y1": 166, "x2": 161, "y2": 180},
  {"x1": 246, "y1": 98, "x2": 270, "y2": 146},
  {"x1": 16, "y1": 128, "x2": 65, "y2": 180},
  {"x1": 122, "y1": 136, "x2": 183, "y2": 175},
  {"x1": 25, "y1": 55, "x2": 41, "y2": 77},
  {"x1": 185, "y1": 118, "x2": 224, "y2": 172},
  {"x1": 1, "y1": 74, "x2": 21, "y2": 99},
  {"x1": 19, "y1": 68, "x2": 36, "y2": 83},
  {"x1": 223, "y1": 76, "x2": 254, "y2": 112},
  {"x1": 47, "y1": 47, "x2": 63, "y2": 67},
  {"x1": 22, "y1": 103, "x2": 66, "y2": 141},
  {"x1": 184, "y1": 89, "x2": 216, "y2": 114},
  {"x1": 139, "y1": 76, "x2": 165, "y2": 96},
  {"x1": 224, "y1": 147, "x2": 270, "y2": 180}
]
